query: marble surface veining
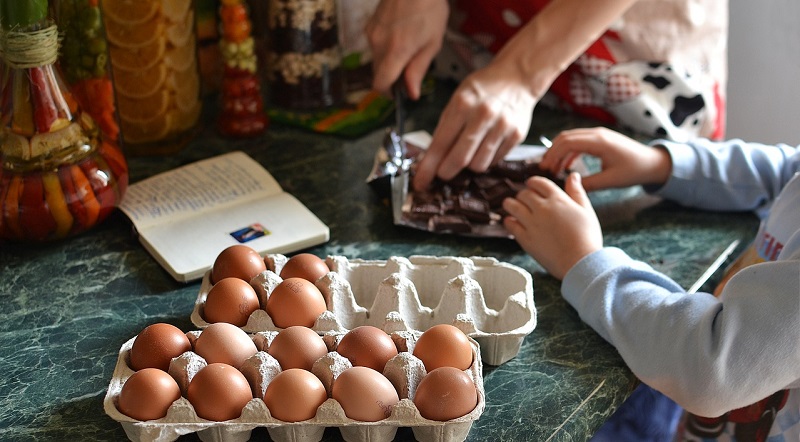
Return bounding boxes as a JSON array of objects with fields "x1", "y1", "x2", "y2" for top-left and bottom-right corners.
[{"x1": 0, "y1": 83, "x2": 759, "y2": 441}]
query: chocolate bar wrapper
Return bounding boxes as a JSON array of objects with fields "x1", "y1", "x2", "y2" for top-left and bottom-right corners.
[{"x1": 389, "y1": 132, "x2": 587, "y2": 238}]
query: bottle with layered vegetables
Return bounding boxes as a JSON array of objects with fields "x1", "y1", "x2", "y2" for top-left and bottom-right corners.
[
  {"x1": 51, "y1": 0, "x2": 120, "y2": 144},
  {"x1": 0, "y1": 0, "x2": 129, "y2": 242},
  {"x1": 217, "y1": 0, "x2": 268, "y2": 137},
  {"x1": 100, "y1": 0, "x2": 202, "y2": 155}
]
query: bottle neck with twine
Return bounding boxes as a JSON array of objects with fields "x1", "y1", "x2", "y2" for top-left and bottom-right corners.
[
  {"x1": 0, "y1": 22, "x2": 60, "y2": 69},
  {"x1": 0, "y1": 21, "x2": 92, "y2": 167}
]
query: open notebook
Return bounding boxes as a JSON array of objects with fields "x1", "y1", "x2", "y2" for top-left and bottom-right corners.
[{"x1": 119, "y1": 151, "x2": 329, "y2": 282}]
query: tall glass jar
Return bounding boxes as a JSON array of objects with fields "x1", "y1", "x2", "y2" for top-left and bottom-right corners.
[
  {"x1": 266, "y1": 0, "x2": 345, "y2": 111},
  {"x1": 0, "y1": 0, "x2": 129, "y2": 242},
  {"x1": 51, "y1": 0, "x2": 120, "y2": 144},
  {"x1": 99, "y1": 0, "x2": 202, "y2": 156},
  {"x1": 218, "y1": 0, "x2": 268, "y2": 137}
]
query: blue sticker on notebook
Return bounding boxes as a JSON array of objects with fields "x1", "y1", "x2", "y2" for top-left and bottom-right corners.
[{"x1": 230, "y1": 223, "x2": 271, "y2": 243}]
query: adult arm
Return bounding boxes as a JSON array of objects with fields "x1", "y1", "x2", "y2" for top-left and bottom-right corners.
[{"x1": 413, "y1": 0, "x2": 641, "y2": 191}]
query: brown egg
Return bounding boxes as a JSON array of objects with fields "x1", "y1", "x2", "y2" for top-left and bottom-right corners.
[
  {"x1": 129, "y1": 323, "x2": 192, "y2": 372},
  {"x1": 211, "y1": 245, "x2": 266, "y2": 283},
  {"x1": 187, "y1": 363, "x2": 253, "y2": 421},
  {"x1": 413, "y1": 366, "x2": 478, "y2": 421},
  {"x1": 266, "y1": 277, "x2": 327, "y2": 328},
  {"x1": 331, "y1": 366, "x2": 399, "y2": 422},
  {"x1": 279, "y1": 253, "x2": 329, "y2": 282},
  {"x1": 203, "y1": 277, "x2": 261, "y2": 326},
  {"x1": 263, "y1": 368, "x2": 328, "y2": 422},
  {"x1": 336, "y1": 325, "x2": 398, "y2": 372},
  {"x1": 194, "y1": 322, "x2": 258, "y2": 369},
  {"x1": 117, "y1": 368, "x2": 181, "y2": 421},
  {"x1": 412, "y1": 324, "x2": 473, "y2": 371},
  {"x1": 267, "y1": 326, "x2": 328, "y2": 371}
]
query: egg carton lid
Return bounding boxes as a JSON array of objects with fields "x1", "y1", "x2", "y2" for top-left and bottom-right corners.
[
  {"x1": 104, "y1": 330, "x2": 485, "y2": 442},
  {"x1": 191, "y1": 255, "x2": 536, "y2": 366}
]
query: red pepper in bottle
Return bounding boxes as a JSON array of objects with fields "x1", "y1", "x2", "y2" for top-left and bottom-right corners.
[
  {"x1": 79, "y1": 157, "x2": 116, "y2": 220},
  {"x1": 2, "y1": 175, "x2": 24, "y2": 239},
  {"x1": 98, "y1": 140, "x2": 129, "y2": 196},
  {"x1": 20, "y1": 172, "x2": 57, "y2": 241},
  {"x1": 28, "y1": 67, "x2": 60, "y2": 133},
  {"x1": 58, "y1": 165, "x2": 87, "y2": 232},
  {"x1": 69, "y1": 164, "x2": 101, "y2": 230}
]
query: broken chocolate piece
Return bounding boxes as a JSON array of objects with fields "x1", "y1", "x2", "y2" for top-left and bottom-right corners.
[
  {"x1": 429, "y1": 214, "x2": 472, "y2": 233},
  {"x1": 492, "y1": 160, "x2": 528, "y2": 181},
  {"x1": 456, "y1": 195, "x2": 491, "y2": 223},
  {"x1": 480, "y1": 180, "x2": 517, "y2": 207},
  {"x1": 472, "y1": 174, "x2": 503, "y2": 190},
  {"x1": 409, "y1": 201, "x2": 441, "y2": 221}
]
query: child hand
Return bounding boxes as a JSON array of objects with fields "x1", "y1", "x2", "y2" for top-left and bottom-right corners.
[
  {"x1": 539, "y1": 127, "x2": 672, "y2": 191},
  {"x1": 503, "y1": 172, "x2": 602, "y2": 280}
]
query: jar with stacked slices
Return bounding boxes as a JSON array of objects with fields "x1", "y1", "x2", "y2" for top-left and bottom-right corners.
[
  {"x1": 100, "y1": 0, "x2": 202, "y2": 156},
  {"x1": 0, "y1": 0, "x2": 129, "y2": 242}
]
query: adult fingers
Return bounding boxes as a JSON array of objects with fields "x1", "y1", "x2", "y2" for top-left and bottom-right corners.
[
  {"x1": 402, "y1": 42, "x2": 441, "y2": 100},
  {"x1": 412, "y1": 110, "x2": 464, "y2": 191},
  {"x1": 468, "y1": 121, "x2": 505, "y2": 173}
]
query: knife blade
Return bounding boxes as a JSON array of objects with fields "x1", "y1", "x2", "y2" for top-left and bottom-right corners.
[{"x1": 390, "y1": 81, "x2": 407, "y2": 169}]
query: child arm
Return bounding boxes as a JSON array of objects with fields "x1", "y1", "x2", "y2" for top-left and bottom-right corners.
[{"x1": 562, "y1": 245, "x2": 800, "y2": 417}]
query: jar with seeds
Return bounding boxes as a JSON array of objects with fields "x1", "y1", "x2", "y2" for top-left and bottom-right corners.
[{"x1": 266, "y1": 0, "x2": 345, "y2": 111}]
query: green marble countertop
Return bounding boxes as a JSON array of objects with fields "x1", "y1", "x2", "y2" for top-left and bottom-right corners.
[{"x1": 0, "y1": 83, "x2": 759, "y2": 441}]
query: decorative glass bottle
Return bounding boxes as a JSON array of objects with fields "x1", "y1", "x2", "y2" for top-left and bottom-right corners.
[
  {"x1": 0, "y1": 0, "x2": 129, "y2": 242},
  {"x1": 218, "y1": 0, "x2": 268, "y2": 137},
  {"x1": 99, "y1": 0, "x2": 203, "y2": 156}
]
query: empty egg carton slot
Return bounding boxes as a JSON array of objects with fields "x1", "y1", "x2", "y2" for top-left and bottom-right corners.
[{"x1": 191, "y1": 255, "x2": 536, "y2": 365}]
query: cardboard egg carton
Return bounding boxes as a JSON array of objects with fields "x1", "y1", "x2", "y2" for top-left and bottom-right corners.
[
  {"x1": 191, "y1": 255, "x2": 536, "y2": 366},
  {"x1": 104, "y1": 329, "x2": 484, "y2": 442}
]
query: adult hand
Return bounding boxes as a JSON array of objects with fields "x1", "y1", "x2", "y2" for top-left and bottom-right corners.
[
  {"x1": 365, "y1": 0, "x2": 449, "y2": 100},
  {"x1": 539, "y1": 127, "x2": 673, "y2": 191},
  {"x1": 412, "y1": 62, "x2": 538, "y2": 191},
  {"x1": 503, "y1": 173, "x2": 602, "y2": 280}
]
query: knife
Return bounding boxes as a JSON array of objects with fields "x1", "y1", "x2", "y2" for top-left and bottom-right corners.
[{"x1": 389, "y1": 81, "x2": 407, "y2": 170}]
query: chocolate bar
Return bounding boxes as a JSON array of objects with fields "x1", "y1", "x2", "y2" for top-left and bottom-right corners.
[{"x1": 403, "y1": 158, "x2": 565, "y2": 236}]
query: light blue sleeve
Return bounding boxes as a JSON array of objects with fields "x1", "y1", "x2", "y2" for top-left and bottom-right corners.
[
  {"x1": 649, "y1": 139, "x2": 800, "y2": 217},
  {"x1": 561, "y1": 246, "x2": 800, "y2": 417},
  {"x1": 560, "y1": 139, "x2": 800, "y2": 416}
]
